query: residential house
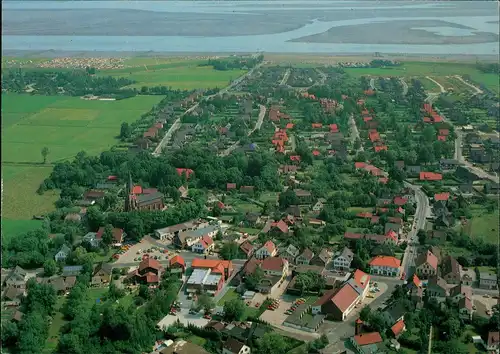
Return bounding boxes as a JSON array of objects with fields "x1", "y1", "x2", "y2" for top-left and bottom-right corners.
[
  {"x1": 440, "y1": 159, "x2": 460, "y2": 171},
  {"x1": 83, "y1": 232, "x2": 99, "y2": 248},
  {"x1": 312, "y1": 198, "x2": 326, "y2": 212},
  {"x1": 347, "y1": 269, "x2": 371, "y2": 300},
  {"x1": 455, "y1": 166, "x2": 481, "y2": 182},
  {"x1": 239, "y1": 241, "x2": 255, "y2": 259},
  {"x1": 255, "y1": 241, "x2": 277, "y2": 259},
  {"x1": 38, "y1": 275, "x2": 76, "y2": 294},
  {"x1": 426, "y1": 276, "x2": 449, "y2": 298},
  {"x1": 258, "y1": 257, "x2": 289, "y2": 293},
  {"x1": 391, "y1": 320, "x2": 406, "y2": 338},
  {"x1": 159, "y1": 340, "x2": 210, "y2": 354},
  {"x1": 406, "y1": 165, "x2": 422, "y2": 176},
  {"x1": 191, "y1": 259, "x2": 233, "y2": 281},
  {"x1": 191, "y1": 235, "x2": 215, "y2": 254},
  {"x1": 469, "y1": 144, "x2": 489, "y2": 163},
  {"x1": 245, "y1": 213, "x2": 262, "y2": 227},
  {"x1": 126, "y1": 255, "x2": 164, "y2": 286},
  {"x1": 2, "y1": 286, "x2": 24, "y2": 304},
  {"x1": 420, "y1": 172, "x2": 443, "y2": 181},
  {"x1": 91, "y1": 263, "x2": 112, "y2": 287},
  {"x1": 55, "y1": 244, "x2": 71, "y2": 262},
  {"x1": 368, "y1": 256, "x2": 401, "y2": 277},
  {"x1": 310, "y1": 249, "x2": 331, "y2": 268},
  {"x1": 479, "y1": 272, "x2": 497, "y2": 290},
  {"x1": 62, "y1": 266, "x2": 83, "y2": 278},
  {"x1": 84, "y1": 190, "x2": 105, "y2": 201},
  {"x1": 285, "y1": 205, "x2": 301, "y2": 218},
  {"x1": 407, "y1": 274, "x2": 422, "y2": 295},
  {"x1": 169, "y1": 255, "x2": 186, "y2": 274},
  {"x1": 222, "y1": 338, "x2": 251, "y2": 354},
  {"x1": 295, "y1": 248, "x2": 315, "y2": 265},
  {"x1": 350, "y1": 332, "x2": 383, "y2": 354},
  {"x1": 385, "y1": 222, "x2": 402, "y2": 238},
  {"x1": 5, "y1": 266, "x2": 28, "y2": 289},
  {"x1": 174, "y1": 225, "x2": 219, "y2": 249},
  {"x1": 333, "y1": 247, "x2": 354, "y2": 271},
  {"x1": 383, "y1": 301, "x2": 407, "y2": 326},
  {"x1": 440, "y1": 256, "x2": 462, "y2": 284},
  {"x1": 449, "y1": 284, "x2": 472, "y2": 304},
  {"x1": 240, "y1": 186, "x2": 255, "y2": 194},
  {"x1": 294, "y1": 189, "x2": 312, "y2": 204},
  {"x1": 279, "y1": 244, "x2": 299, "y2": 264},
  {"x1": 415, "y1": 250, "x2": 438, "y2": 279},
  {"x1": 96, "y1": 227, "x2": 124, "y2": 247},
  {"x1": 313, "y1": 283, "x2": 360, "y2": 321},
  {"x1": 458, "y1": 297, "x2": 473, "y2": 321},
  {"x1": 227, "y1": 183, "x2": 237, "y2": 191},
  {"x1": 486, "y1": 332, "x2": 500, "y2": 352},
  {"x1": 264, "y1": 220, "x2": 289, "y2": 235}
]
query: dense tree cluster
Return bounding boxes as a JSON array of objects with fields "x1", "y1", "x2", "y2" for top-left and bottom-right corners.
[{"x1": 203, "y1": 55, "x2": 263, "y2": 71}]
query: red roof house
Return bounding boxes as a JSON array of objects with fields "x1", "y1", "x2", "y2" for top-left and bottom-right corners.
[
  {"x1": 393, "y1": 196, "x2": 408, "y2": 206},
  {"x1": 176, "y1": 168, "x2": 194, "y2": 180},
  {"x1": 434, "y1": 192, "x2": 450, "y2": 201},
  {"x1": 329, "y1": 124, "x2": 339, "y2": 133},
  {"x1": 96, "y1": 227, "x2": 124, "y2": 245},
  {"x1": 312, "y1": 150, "x2": 321, "y2": 156},
  {"x1": 290, "y1": 155, "x2": 301, "y2": 162},
  {"x1": 391, "y1": 319, "x2": 406, "y2": 337},
  {"x1": 227, "y1": 183, "x2": 237, "y2": 191},
  {"x1": 420, "y1": 172, "x2": 443, "y2": 181}
]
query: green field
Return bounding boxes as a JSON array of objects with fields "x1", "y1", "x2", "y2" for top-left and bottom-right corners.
[
  {"x1": 465, "y1": 205, "x2": 499, "y2": 244},
  {"x1": 344, "y1": 61, "x2": 499, "y2": 94},
  {"x1": 2, "y1": 93, "x2": 162, "y2": 222},
  {"x1": 1, "y1": 219, "x2": 44, "y2": 243},
  {"x1": 98, "y1": 60, "x2": 246, "y2": 90}
]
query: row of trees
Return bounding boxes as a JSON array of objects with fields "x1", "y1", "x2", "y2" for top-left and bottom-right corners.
[{"x1": 203, "y1": 55, "x2": 264, "y2": 71}]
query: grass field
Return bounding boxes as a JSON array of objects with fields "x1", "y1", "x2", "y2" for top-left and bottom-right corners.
[
  {"x1": 465, "y1": 205, "x2": 499, "y2": 244},
  {"x1": 98, "y1": 60, "x2": 246, "y2": 90},
  {"x1": 2, "y1": 218, "x2": 44, "y2": 243},
  {"x1": 2, "y1": 93, "x2": 161, "y2": 223},
  {"x1": 343, "y1": 61, "x2": 499, "y2": 94},
  {"x1": 217, "y1": 288, "x2": 239, "y2": 306}
]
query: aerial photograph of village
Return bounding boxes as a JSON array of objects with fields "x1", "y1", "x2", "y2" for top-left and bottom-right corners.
[{"x1": 1, "y1": 1, "x2": 499, "y2": 354}]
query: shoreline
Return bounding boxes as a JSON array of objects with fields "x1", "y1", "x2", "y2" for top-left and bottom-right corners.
[{"x1": 2, "y1": 50, "x2": 498, "y2": 63}]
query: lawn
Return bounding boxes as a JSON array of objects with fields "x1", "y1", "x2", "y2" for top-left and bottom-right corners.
[
  {"x1": 344, "y1": 61, "x2": 499, "y2": 94},
  {"x1": 217, "y1": 288, "x2": 239, "y2": 306},
  {"x1": 1, "y1": 93, "x2": 161, "y2": 220},
  {"x1": 186, "y1": 335, "x2": 207, "y2": 347},
  {"x1": 44, "y1": 296, "x2": 68, "y2": 353},
  {"x1": 1, "y1": 218, "x2": 44, "y2": 244},
  {"x1": 419, "y1": 77, "x2": 441, "y2": 92},
  {"x1": 464, "y1": 204, "x2": 499, "y2": 244},
  {"x1": 99, "y1": 60, "x2": 246, "y2": 90}
]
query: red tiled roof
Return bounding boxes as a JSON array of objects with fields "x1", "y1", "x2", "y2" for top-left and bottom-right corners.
[
  {"x1": 290, "y1": 155, "x2": 301, "y2": 162},
  {"x1": 132, "y1": 185, "x2": 143, "y2": 195},
  {"x1": 369, "y1": 131, "x2": 380, "y2": 142},
  {"x1": 169, "y1": 255, "x2": 185, "y2": 268},
  {"x1": 417, "y1": 251, "x2": 438, "y2": 270},
  {"x1": 191, "y1": 259, "x2": 232, "y2": 273},
  {"x1": 286, "y1": 123, "x2": 294, "y2": 129},
  {"x1": 239, "y1": 241, "x2": 254, "y2": 256},
  {"x1": 439, "y1": 129, "x2": 450, "y2": 136},
  {"x1": 227, "y1": 183, "x2": 237, "y2": 190},
  {"x1": 243, "y1": 257, "x2": 262, "y2": 275},
  {"x1": 330, "y1": 124, "x2": 339, "y2": 132},
  {"x1": 331, "y1": 284, "x2": 360, "y2": 312},
  {"x1": 107, "y1": 175, "x2": 117, "y2": 181},
  {"x1": 199, "y1": 235, "x2": 214, "y2": 249},
  {"x1": 369, "y1": 256, "x2": 401, "y2": 268},
  {"x1": 144, "y1": 272, "x2": 159, "y2": 284},
  {"x1": 374, "y1": 145, "x2": 388, "y2": 152},
  {"x1": 434, "y1": 192, "x2": 450, "y2": 201},
  {"x1": 379, "y1": 177, "x2": 389, "y2": 184},
  {"x1": 438, "y1": 135, "x2": 446, "y2": 141},
  {"x1": 356, "y1": 212, "x2": 373, "y2": 218},
  {"x1": 271, "y1": 220, "x2": 289, "y2": 233},
  {"x1": 312, "y1": 123, "x2": 323, "y2": 128},
  {"x1": 420, "y1": 172, "x2": 442, "y2": 181},
  {"x1": 313, "y1": 289, "x2": 336, "y2": 306},
  {"x1": 353, "y1": 269, "x2": 370, "y2": 289},
  {"x1": 391, "y1": 319, "x2": 405, "y2": 336},
  {"x1": 364, "y1": 89, "x2": 375, "y2": 96},
  {"x1": 96, "y1": 227, "x2": 124, "y2": 243},
  {"x1": 263, "y1": 240, "x2": 276, "y2": 253},
  {"x1": 176, "y1": 168, "x2": 194, "y2": 179},
  {"x1": 139, "y1": 256, "x2": 162, "y2": 272},
  {"x1": 355, "y1": 162, "x2": 367, "y2": 169},
  {"x1": 385, "y1": 230, "x2": 398, "y2": 243},
  {"x1": 261, "y1": 257, "x2": 287, "y2": 272},
  {"x1": 412, "y1": 274, "x2": 422, "y2": 287},
  {"x1": 354, "y1": 332, "x2": 383, "y2": 346},
  {"x1": 344, "y1": 232, "x2": 363, "y2": 240},
  {"x1": 312, "y1": 150, "x2": 321, "y2": 156},
  {"x1": 363, "y1": 116, "x2": 373, "y2": 122},
  {"x1": 393, "y1": 196, "x2": 408, "y2": 206}
]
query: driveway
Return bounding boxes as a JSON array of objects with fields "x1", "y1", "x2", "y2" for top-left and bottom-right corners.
[{"x1": 157, "y1": 308, "x2": 210, "y2": 330}]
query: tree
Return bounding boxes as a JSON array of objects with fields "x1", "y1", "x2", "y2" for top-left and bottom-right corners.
[
  {"x1": 245, "y1": 267, "x2": 264, "y2": 291},
  {"x1": 359, "y1": 305, "x2": 371, "y2": 321},
  {"x1": 417, "y1": 229, "x2": 427, "y2": 245},
  {"x1": 102, "y1": 224, "x2": 114, "y2": 247},
  {"x1": 220, "y1": 241, "x2": 240, "y2": 260},
  {"x1": 196, "y1": 293, "x2": 215, "y2": 313},
  {"x1": 120, "y1": 122, "x2": 131, "y2": 139},
  {"x1": 223, "y1": 298, "x2": 245, "y2": 321},
  {"x1": 257, "y1": 332, "x2": 289, "y2": 354},
  {"x1": 278, "y1": 189, "x2": 298, "y2": 209},
  {"x1": 138, "y1": 285, "x2": 151, "y2": 300},
  {"x1": 41, "y1": 147, "x2": 49, "y2": 164},
  {"x1": 1, "y1": 321, "x2": 18, "y2": 347},
  {"x1": 43, "y1": 259, "x2": 57, "y2": 277}
]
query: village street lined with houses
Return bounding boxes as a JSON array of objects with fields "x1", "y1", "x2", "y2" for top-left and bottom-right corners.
[{"x1": 2, "y1": 55, "x2": 499, "y2": 354}]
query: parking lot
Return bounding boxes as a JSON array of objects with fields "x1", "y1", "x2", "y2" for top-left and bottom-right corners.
[
  {"x1": 157, "y1": 308, "x2": 210, "y2": 330},
  {"x1": 259, "y1": 295, "x2": 297, "y2": 326},
  {"x1": 114, "y1": 235, "x2": 174, "y2": 266}
]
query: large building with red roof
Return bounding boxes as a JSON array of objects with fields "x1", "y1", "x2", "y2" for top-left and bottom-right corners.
[
  {"x1": 126, "y1": 254, "x2": 164, "y2": 286},
  {"x1": 368, "y1": 256, "x2": 401, "y2": 277},
  {"x1": 191, "y1": 259, "x2": 233, "y2": 280}
]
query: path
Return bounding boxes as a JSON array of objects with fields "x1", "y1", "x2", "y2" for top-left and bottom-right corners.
[
  {"x1": 453, "y1": 75, "x2": 483, "y2": 95},
  {"x1": 369, "y1": 78, "x2": 375, "y2": 90},
  {"x1": 349, "y1": 114, "x2": 364, "y2": 152},
  {"x1": 400, "y1": 78, "x2": 408, "y2": 96},
  {"x1": 218, "y1": 104, "x2": 267, "y2": 157},
  {"x1": 153, "y1": 62, "x2": 263, "y2": 156},
  {"x1": 279, "y1": 68, "x2": 290, "y2": 86},
  {"x1": 428, "y1": 325, "x2": 433, "y2": 354},
  {"x1": 426, "y1": 76, "x2": 446, "y2": 93}
]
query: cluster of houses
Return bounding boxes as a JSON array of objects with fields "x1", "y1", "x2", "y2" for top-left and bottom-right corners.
[
  {"x1": 465, "y1": 131, "x2": 500, "y2": 168},
  {"x1": 422, "y1": 103, "x2": 444, "y2": 124},
  {"x1": 359, "y1": 107, "x2": 388, "y2": 153}
]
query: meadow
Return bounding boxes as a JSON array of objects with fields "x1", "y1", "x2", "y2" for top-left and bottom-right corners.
[
  {"x1": 98, "y1": 59, "x2": 246, "y2": 90},
  {"x1": 343, "y1": 61, "x2": 499, "y2": 94},
  {"x1": 1, "y1": 93, "x2": 162, "y2": 224}
]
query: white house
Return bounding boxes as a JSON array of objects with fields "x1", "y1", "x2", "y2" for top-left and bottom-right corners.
[
  {"x1": 255, "y1": 241, "x2": 277, "y2": 259},
  {"x1": 223, "y1": 338, "x2": 251, "y2": 354},
  {"x1": 368, "y1": 256, "x2": 401, "y2": 277},
  {"x1": 191, "y1": 235, "x2": 215, "y2": 254},
  {"x1": 279, "y1": 244, "x2": 299, "y2": 264},
  {"x1": 83, "y1": 232, "x2": 100, "y2": 248},
  {"x1": 333, "y1": 247, "x2": 354, "y2": 271},
  {"x1": 55, "y1": 245, "x2": 71, "y2": 262}
]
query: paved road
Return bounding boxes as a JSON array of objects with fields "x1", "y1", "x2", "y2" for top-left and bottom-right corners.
[
  {"x1": 218, "y1": 104, "x2": 267, "y2": 157},
  {"x1": 369, "y1": 78, "x2": 375, "y2": 90},
  {"x1": 454, "y1": 75, "x2": 483, "y2": 95},
  {"x1": 349, "y1": 114, "x2": 364, "y2": 152},
  {"x1": 426, "y1": 76, "x2": 446, "y2": 94},
  {"x1": 400, "y1": 78, "x2": 408, "y2": 96},
  {"x1": 153, "y1": 62, "x2": 264, "y2": 156},
  {"x1": 401, "y1": 182, "x2": 431, "y2": 278},
  {"x1": 279, "y1": 68, "x2": 290, "y2": 86}
]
